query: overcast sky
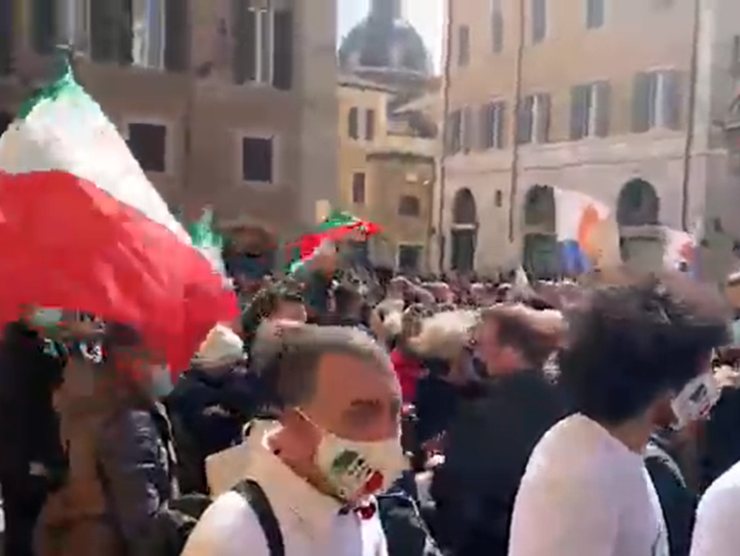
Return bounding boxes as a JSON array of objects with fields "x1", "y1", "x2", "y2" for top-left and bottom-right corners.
[{"x1": 337, "y1": 0, "x2": 445, "y2": 73}]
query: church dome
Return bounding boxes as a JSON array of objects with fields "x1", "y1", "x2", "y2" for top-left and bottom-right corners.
[{"x1": 339, "y1": 0, "x2": 432, "y2": 83}]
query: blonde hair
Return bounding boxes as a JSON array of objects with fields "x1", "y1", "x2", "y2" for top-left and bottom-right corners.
[{"x1": 408, "y1": 310, "x2": 479, "y2": 361}]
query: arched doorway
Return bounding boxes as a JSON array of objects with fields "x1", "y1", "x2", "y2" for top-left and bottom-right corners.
[
  {"x1": 522, "y1": 185, "x2": 558, "y2": 278},
  {"x1": 617, "y1": 179, "x2": 663, "y2": 270},
  {"x1": 450, "y1": 188, "x2": 477, "y2": 273}
]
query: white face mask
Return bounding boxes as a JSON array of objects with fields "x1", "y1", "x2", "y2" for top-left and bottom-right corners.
[
  {"x1": 150, "y1": 365, "x2": 174, "y2": 398},
  {"x1": 301, "y1": 412, "x2": 408, "y2": 503},
  {"x1": 671, "y1": 372, "x2": 720, "y2": 430}
]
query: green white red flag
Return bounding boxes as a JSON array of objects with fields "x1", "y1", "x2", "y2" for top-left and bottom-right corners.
[{"x1": 0, "y1": 65, "x2": 238, "y2": 369}]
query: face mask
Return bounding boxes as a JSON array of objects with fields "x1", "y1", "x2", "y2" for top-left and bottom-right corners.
[
  {"x1": 150, "y1": 365, "x2": 174, "y2": 398},
  {"x1": 300, "y1": 411, "x2": 408, "y2": 503},
  {"x1": 671, "y1": 372, "x2": 720, "y2": 430},
  {"x1": 30, "y1": 308, "x2": 63, "y2": 329}
]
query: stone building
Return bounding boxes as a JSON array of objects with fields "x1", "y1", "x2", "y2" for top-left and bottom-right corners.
[
  {"x1": 0, "y1": 0, "x2": 338, "y2": 252},
  {"x1": 442, "y1": 0, "x2": 740, "y2": 277},
  {"x1": 337, "y1": 0, "x2": 441, "y2": 273}
]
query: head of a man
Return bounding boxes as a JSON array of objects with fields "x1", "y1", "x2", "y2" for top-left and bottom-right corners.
[
  {"x1": 268, "y1": 325, "x2": 404, "y2": 502},
  {"x1": 333, "y1": 282, "x2": 363, "y2": 320},
  {"x1": 103, "y1": 323, "x2": 167, "y2": 400},
  {"x1": 559, "y1": 273, "x2": 729, "y2": 436},
  {"x1": 477, "y1": 304, "x2": 563, "y2": 376}
]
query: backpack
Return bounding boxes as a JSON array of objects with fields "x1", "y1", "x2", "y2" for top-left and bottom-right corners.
[{"x1": 140, "y1": 479, "x2": 284, "y2": 556}]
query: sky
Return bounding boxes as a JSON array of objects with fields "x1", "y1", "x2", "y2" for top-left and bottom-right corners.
[{"x1": 337, "y1": 0, "x2": 445, "y2": 73}]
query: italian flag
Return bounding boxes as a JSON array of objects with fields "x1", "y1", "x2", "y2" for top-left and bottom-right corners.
[
  {"x1": 287, "y1": 210, "x2": 381, "y2": 274},
  {"x1": 0, "y1": 65, "x2": 238, "y2": 370}
]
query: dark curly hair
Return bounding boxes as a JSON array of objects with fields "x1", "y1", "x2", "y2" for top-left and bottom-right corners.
[{"x1": 559, "y1": 272, "x2": 729, "y2": 425}]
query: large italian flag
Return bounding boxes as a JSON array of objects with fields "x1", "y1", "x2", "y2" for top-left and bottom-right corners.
[{"x1": 0, "y1": 66, "x2": 238, "y2": 370}]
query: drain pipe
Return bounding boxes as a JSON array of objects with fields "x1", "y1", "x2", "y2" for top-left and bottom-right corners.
[
  {"x1": 437, "y1": 0, "x2": 454, "y2": 272},
  {"x1": 508, "y1": 0, "x2": 526, "y2": 242},
  {"x1": 681, "y1": 0, "x2": 701, "y2": 231}
]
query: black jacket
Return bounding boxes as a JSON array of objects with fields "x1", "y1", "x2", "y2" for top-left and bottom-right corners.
[
  {"x1": 166, "y1": 368, "x2": 260, "y2": 493},
  {"x1": 0, "y1": 322, "x2": 66, "y2": 477},
  {"x1": 431, "y1": 369, "x2": 567, "y2": 556}
]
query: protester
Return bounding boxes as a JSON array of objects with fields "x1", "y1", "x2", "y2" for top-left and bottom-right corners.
[
  {"x1": 691, "y1": 454, "x2": 740, "y2": 555},
  {"x1": 432, "y1": 304, "x2": 567, "y2": 556},
  {"x1": 35, "y1": 323, "x2": 178, "y2": 556},
  {"x1": 241, "y1": 282, "x2": 307, "y2": 356},
  {"x1": 167, "y1": 324, "x2": 255, "y2": 494},
  {"x1": 390, "y1": 305, "x2": 429, "y2": 404},
  {"x1": 509, "y1": 274, "x2": 728, "y2": 556},
  {"x1": 0, "y1": 313, "x2": 67, "y2": 556},
  {"x1": 182, "y1": 325, "x2": 406, "y2": 555}
]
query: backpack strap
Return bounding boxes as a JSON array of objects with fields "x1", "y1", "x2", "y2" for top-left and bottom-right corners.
[{"x1": 233, "y1": 479, "x2": 285, "y2": 556}]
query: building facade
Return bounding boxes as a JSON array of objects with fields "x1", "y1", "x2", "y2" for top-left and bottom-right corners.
[
  {"x1": 0, "y1": 0, "x2": 338, "y2": 246},
  {"x1": 338, "y1": 77, "x2": 437, "y2": 272},
  {"x1": 337, "y1": 0, "x2": 441, "y2": 273},
  {"x1": 442, "y1": 0, "x2": 740, "y2": 277}
]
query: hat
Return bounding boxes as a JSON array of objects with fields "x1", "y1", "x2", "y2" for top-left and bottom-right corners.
[{"x1": 193, "y1": 324, "x2": 245, "y2": 368}]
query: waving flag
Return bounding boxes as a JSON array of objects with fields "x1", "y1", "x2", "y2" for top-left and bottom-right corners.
[
  {"x1": 187, "y1": 208, "x2": 226, "y2": 277},
  {"x1": 555, "y1": 189, "x2": 619, "y2": 275},
  {"x1": 0, "y1": 64, "x2": 238, "y2": 370},
  {"x1": 287, "y1": 210, "x2": 381, "y2": 274}
]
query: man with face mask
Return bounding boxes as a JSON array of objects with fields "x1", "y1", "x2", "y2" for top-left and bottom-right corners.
[
  {"x1": 183, "y1": 325, "x2": 406, "y2": 556},
  {"x1": 508, "y1": 274, "x2": 728, "y2": 556}
]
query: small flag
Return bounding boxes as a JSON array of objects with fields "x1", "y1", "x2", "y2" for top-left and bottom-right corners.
[{"x1": 187, "y1": 208, "x2": 226, "y2": 277}]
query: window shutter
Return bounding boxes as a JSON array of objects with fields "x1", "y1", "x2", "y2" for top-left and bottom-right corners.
[
  {"x1": 497, "y1": 102, "x2": 507, "y2": 148},
  {"x1": 233, "y1": 0, "x2": 256, "y2": 84},
  {"x1": 632, "y1": 72, "x2": 651, "y2": 133},
  {"x1": 478, "y1": 105, "x2": 490, "y2": 149},
  {"x1": 165, "y1": 0, "x2": 190, "y2": 72},
  {"x1": 32, "y1": 0, "x2": 55, "y2": 54},
  {"x1": 570, "y1": 86, "x2": 587, "y2": 140},
  {"x1": 0, "y1": 0, "x2": 13, "y2": 74},
  {"x1": 664, "y1": 70, "x2": 683, "y2": 130},
  {"x1": 117, "y1": 0, "x2": 133, "y2": 65},
  {"x1": 536, "y1": 94, "x2": 551, "y2": 143},
  {"x1": 272, "y1": 9, "x2": 293, "y2": 90},
  {"x1": 517, "y1": 96, "x2": 534, "y2": 144},
  {"x1": 348, "y1": 107, "x2": 359, "y2": 139},
  {"x1": 595, "y1": 81, "x2": 611, "y2": 137}
]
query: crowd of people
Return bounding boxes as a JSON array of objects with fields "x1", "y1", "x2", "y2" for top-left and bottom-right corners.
[{"x1": 3, "y1": 248, "x2": 740, "y2": 556}]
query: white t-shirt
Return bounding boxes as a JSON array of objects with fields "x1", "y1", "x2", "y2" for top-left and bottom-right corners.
[
  {"x1": 509, "y1": 414, "x2": 669, "y2": 556},
  {"x1": 183, "y1": 426, "x2": 388, "y2": 556},
  {"x1": 690, "y1": 460, "x2": 740, "y2": 556}
]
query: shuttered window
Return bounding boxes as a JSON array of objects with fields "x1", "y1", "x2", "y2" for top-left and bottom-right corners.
[
  {"x1": 446, "y1": 110, "x2": 463, "y2": 154},
  {"x1": 165, "y1": 0, "x2": 189, "y2": 71},
  {"x1": 586, "y1": 0, "x2": 605, "y2": 29},
  {"x1": 233, "y1": 1, "x2": 290, "y2": 88},
  {"x1": 518, "y1": 93, "x2": 550, "y2": 144},
  {"x1": 532, "y1": 0, "x2": 547, "y2": 44},
  {"x1": 90, "y1": 0, "x2": 133, "y2": 64},
  {"x1": 570, "y1": 82, "x2": 610, "y2": 140},
  {"x1": 480, "y1": 101, "x2": 506, "y2": 150},
  {"x1": 352, "y1": 173, "x2": 366, "y2": 205},
  {"x1": 272, "y1": 9, "x2": 293, "y2": 90},
  {"x1": 32, "y1": 0, "x2": 56, "y2": 54},
  {"x1": 632, "y1": 70, "x2": 683, "y2": 132},
  {"x1": 366, "y1": 109, "x2": 376, "y2": 141},
  {"x1": 348, "y1": 107, "x2": 359, "y2": 140},
  {"x1": 458, "y1": 25, "x2": 470, "y2": 66},
  {"x1": 491, "y1": 0, "x2": 504, "y2": 53},
  {"x1": 461, "y1": 107, "x2": 475, "y2": 152}
]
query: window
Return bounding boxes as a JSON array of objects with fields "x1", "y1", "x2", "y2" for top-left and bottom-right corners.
[
  {"x1": 352, "y1": 172, "x2": 366, "y2": 205},
  {"x1": 491, "y1": 0, "x2": 504, "y2": 53},
  {"x1": 128, "y1": 123, "x2": 167, "y2": 173},
  {"x1": 532, "y1": 0, "x2": 547, "y2": 44},
  {"x1": 0, "y1": 0, "x2": 12, "y2": 75},
  {"x1": 480, "y1": 101, "x2": 506, "y2": 150},
  {"x1": 91, "y1": 0, "x2": 133, "y2": 64},
  {"x1": 570, "y1": 82, "x2": 611, "y2": 140},
  {"x1": 365, "y1": 109, "x2": 376, "y2": 141},
  {"x1": 446, "y1": 110, "x2": 463, "y2": 154},
  {"x1": 732, "y1": 36, "x2": 740, "y2": 76},
  {"x1": 132, "y1": 0, "x2": 165, "y2": 69},
  {"x1": 517, "y1": 93, "x2": 551, "y2": 144},
  {"x1": 458, "y1": 25, "x2": 470, "y2": 66},
  {"x1": 586, "y1": 0, "x2": 605, "y2": 29},
  {"x1": 242, "y1": 136, "x2": 274, "y2": 183},
  {"x1": 495, "y1": 190, "x2": 503, "y2": 208},
  {"x1": 233, "y1": 1, "x2": 293, "y2": 89},
  {"x1": 399, "y1": 195, "x2": 421, "y2": 217},
  {"x1": 348, "y1": 107, "x2": 359, "y2": 139},
  {"x1": 632, "y1": 70, "x2": 683, "y2": 132},
  {"x1": 398, "y1": 245, "x2": 422, "y2": 272},
  {"x1": 32, "y1": 0, "x2": 56, "y2": 54}
]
